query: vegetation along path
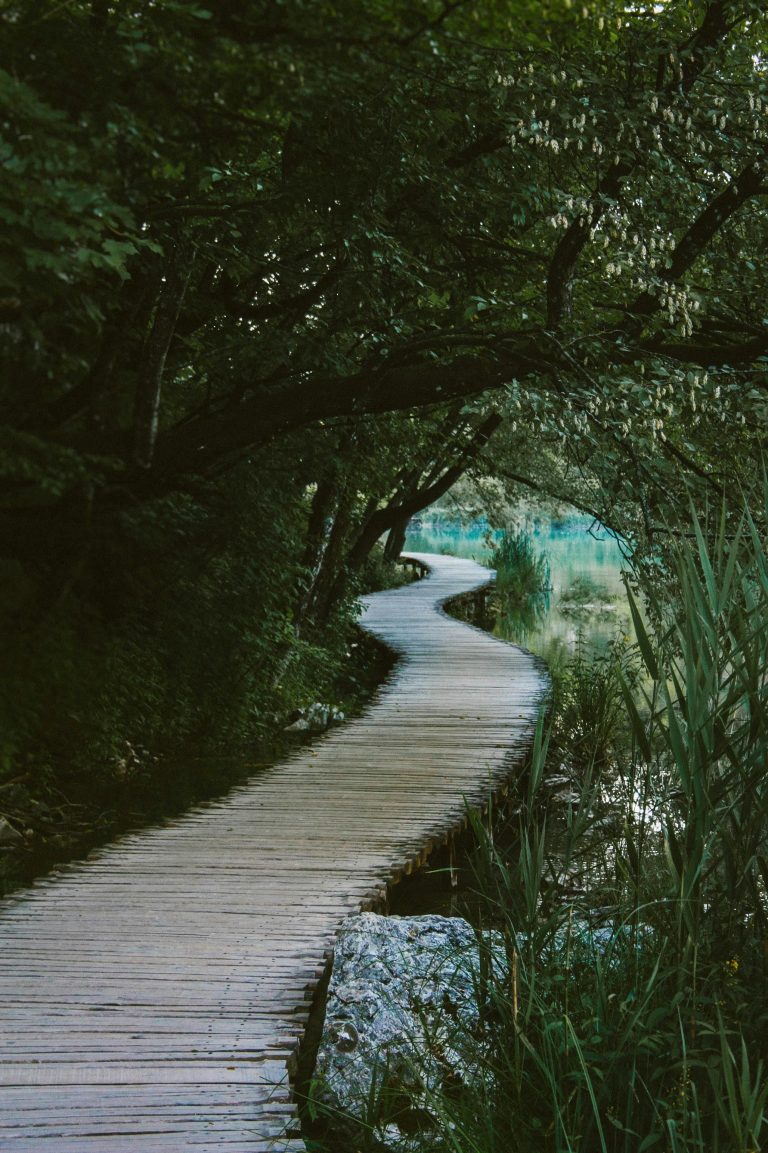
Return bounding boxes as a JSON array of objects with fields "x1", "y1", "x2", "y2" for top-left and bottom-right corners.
[{"x1": 0, "y1": 554, "x2": 545, "y2": 1152}]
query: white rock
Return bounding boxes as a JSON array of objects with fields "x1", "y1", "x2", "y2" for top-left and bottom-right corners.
[{"x1": 313, "y1": 913, "x2": 507, "y2": 1151}]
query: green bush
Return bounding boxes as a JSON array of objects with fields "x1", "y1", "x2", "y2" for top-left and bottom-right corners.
[
  {"x1": 0, "y1": 458, "x2": 376, "y2": 892},
  {"x1": 359, "y1": 544, "x2": 419, "y2": 594}
]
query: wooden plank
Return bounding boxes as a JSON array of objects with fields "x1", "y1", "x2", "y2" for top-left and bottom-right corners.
[{"x1": 0, "y1": 553, "x2": 545, "y2": 1150}]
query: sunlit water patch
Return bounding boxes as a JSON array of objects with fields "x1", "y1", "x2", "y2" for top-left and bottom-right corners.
[{"x1": 406, "y1": 513, "x2": 633, "y2": 665}]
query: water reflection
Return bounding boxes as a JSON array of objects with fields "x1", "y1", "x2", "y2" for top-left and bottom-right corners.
[
  {"x1": 406, "y1": 513, "x2": 633, "y2": 662},
  {"x1": 394, "y1": 512, "x2": 644, "y2": 922}
]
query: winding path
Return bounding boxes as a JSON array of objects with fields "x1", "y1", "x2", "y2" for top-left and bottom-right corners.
[{"x1": 0, "y1": 554, "x2": 545, "y2": 1151}]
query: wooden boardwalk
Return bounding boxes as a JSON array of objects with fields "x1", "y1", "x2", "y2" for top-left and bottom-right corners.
[{"x1": 0, "y1": 553, "x2": 545, "y2": 1151}]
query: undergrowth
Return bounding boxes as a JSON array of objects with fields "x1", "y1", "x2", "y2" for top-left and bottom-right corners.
[{"x1": 309, "y1": 499, "x2": 768, "y2": 1152}]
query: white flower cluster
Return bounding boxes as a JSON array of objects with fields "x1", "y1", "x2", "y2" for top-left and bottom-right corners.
[{"x1": 657, "y1": 283, "x2": 699, "y2": 336}]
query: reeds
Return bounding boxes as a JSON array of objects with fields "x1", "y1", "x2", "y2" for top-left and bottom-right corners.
[
  {"x1": 430, "y1": 501, "x2": 768, "y2": 1151},
  {"x1": 309, "y1": 500, "x2": 768, "y2": 1152},
  {"x1": 491, "y1": 528, "x2": 551, "y2": 603}
]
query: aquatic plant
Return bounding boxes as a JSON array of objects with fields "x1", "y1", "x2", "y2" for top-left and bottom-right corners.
[
  {"x1": 559, "y1": 575, "x2": 616, "y2": 618},
  {"x1": 318, "y1": 502, "x2": 768, "y2": 1153},
  {"x1": 491, "y1": 529, "x2": 551, "y2": 604},
  {"x1": 445, "y1": 504, "x2": 768, "y2": 1151}
]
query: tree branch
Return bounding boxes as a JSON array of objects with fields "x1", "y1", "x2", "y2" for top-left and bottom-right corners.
[
  {"x1": 643, "y1": 332, "x2": 768, "y2": 367},
  {"x1": 625, "y1": 159, "x2": 766, "y2": 329},
  {"x1": 132, "y1": 243, "x2": 193, "y2": 469},
  {"x1": 545, "y1": 0, "x2": 740, "y2": 328},
  {"x1": 345, "y1": 413, "x2": 502, "y2": 569},
  {"x1": 491, "y1": 464, "x2": 625, "y2": 540},
  {"x1": 150, "y1": 348, "x2": 536, "y2": 478}
]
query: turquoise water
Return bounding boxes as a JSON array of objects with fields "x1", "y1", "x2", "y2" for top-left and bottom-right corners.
[
  {"x1": 405, "y1": 518, "x2": 498, "y2": 561},
  {"x1": 394, "y1": 513, "x2": 642, "y2": 920},
  {"x1": 406, "y1": 515, "x2": 632, "y2": 666}
]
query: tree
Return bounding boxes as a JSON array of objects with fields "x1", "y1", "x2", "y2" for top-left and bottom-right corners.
[
  {"x1": 1, "y1": 0, "x2": 767, "y2": 785},
  {"x1": 2, "y1": 1, "x2": 767, "y2": 511}
]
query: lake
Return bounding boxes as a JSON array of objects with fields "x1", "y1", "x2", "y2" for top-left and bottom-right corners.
[{"x1": 405, "y1": 513, "x2": 633, "y2": 667}]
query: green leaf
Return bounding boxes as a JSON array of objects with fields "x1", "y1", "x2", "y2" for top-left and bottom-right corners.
[{"x1": 626, "y1": 587, "x2": 658, "y2": 680}]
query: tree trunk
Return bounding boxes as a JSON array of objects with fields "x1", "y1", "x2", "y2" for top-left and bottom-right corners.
[
  {"x1": 132, "y1": 243, "x2": 192, "y2": 469},
  {"x1": 294, "y1": 477, "x2": 339, "y2": 632},
  {"x1": 308, "y1": 487, "x2": 355, "y2": 625},
  {"x1": 383, "y1": 516, "x2": 410, "y2": 562},
  {"x1": 345, "y1": 413, "x2": 502, "y2": 572}
]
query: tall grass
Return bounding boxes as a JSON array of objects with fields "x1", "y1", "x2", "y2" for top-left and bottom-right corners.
[
  {"x1": 308, "y1": 501, "x2": 768, "y2": 1152},
  {"x1": 491, "y1": 528, "x2": 551, "y2": 603},
  {"x1": 423, "y1": 502, "x2": 768, "y2": 1152}
]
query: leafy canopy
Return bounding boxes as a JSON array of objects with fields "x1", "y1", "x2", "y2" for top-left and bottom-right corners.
[{"x1": 0, "y1": 1, "x2": 765, "y2": 519}]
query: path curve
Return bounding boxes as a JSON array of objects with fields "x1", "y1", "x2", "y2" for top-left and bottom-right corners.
[{"x1": 0, "y1": 554, "x2": 545, "y2": 1151}]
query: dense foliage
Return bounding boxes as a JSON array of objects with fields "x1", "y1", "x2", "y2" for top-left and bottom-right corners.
[
  {"x1": 1, "y1": 1, "x2": 767, "y2": 857},
  {"x1": 4, "y1": 1, "x2": 767, "y2": 501}
]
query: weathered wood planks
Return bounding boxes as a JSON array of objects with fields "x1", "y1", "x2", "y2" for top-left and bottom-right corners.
[{"x1": 0, "y1": 553, "x2": 545, "y2": 1150}]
